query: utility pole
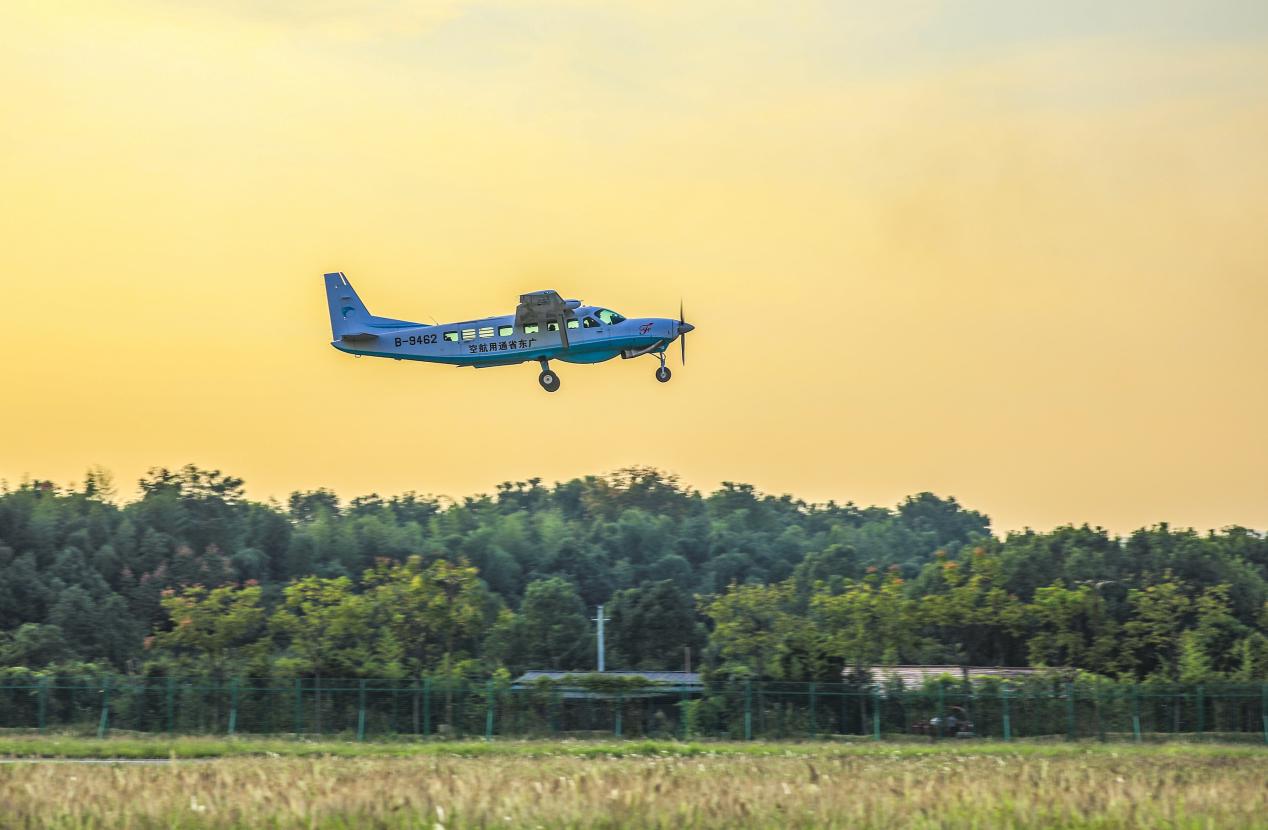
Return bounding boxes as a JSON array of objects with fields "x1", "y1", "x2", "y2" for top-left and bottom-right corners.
[{"x1": 592, "y1": 605, "x2": 611, "y2": 672}]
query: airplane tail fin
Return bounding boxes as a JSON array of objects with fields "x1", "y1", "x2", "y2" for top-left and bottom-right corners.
[{"x1": 323, "y1": 272, "x2": 418, "y2": 341}]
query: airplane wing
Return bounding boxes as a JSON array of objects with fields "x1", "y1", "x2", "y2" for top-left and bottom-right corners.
[{"x1": 515, "y1": 290, "x2": 578, "y2": 350}]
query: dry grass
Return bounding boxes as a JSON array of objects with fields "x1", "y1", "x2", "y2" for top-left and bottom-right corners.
[{"x1": 2, "y1": 745, "x2": 1267, "y2": 828}]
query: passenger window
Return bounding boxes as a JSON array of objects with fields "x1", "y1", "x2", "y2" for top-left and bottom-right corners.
[
  {"x1": 547, "y1": 322, "x2": 559, "y2": 332},
  {"x1": 566, "y1": 319, "x2": 580, "y2": 329},
  {"x1": 525, "y1": 324, "x2": 539, "y2": 334},
  {"x1": 461, "y1": 329, "x2": 476, "y2": 341},
  {"x1": 478, "y1": 326, "x2": 494, "y2": 338},
  {"x1": 582, "y1": 317, "x2": 599, "y2": 328},
  {"x1": 498, "y1": 325, "x2": 514, "y2": 336},
  {"x1": 443, "y1": 331, "x2": 459, "y2": 342}
]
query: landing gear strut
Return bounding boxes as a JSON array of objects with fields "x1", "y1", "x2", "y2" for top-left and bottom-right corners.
[
  {"x1": 538, "y1": 359, "x2": 560, "y2": 392},
  {"x1": 654, "y1": 352, "x2": 672, "y2": 383}
]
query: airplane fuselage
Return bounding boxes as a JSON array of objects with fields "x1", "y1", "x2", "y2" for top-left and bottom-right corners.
[{"x1": 332, "y1": 308, "x2": 680, "y2": 368}]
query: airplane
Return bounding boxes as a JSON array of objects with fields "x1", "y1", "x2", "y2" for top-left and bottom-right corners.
[{"x1": 323, "y1": 272, "x2": 694, "y2": 392}]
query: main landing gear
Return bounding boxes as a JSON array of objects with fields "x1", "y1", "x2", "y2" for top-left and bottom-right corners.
[
  {"x1": 535, "y1": 353, "x2": 674, "y2": 391},
  {"x1": 538, "y1": 359, "x2": 560, "y2": 393},
  {"x1": 654, "y1": 352, "x2": 672, "y2": 383}
]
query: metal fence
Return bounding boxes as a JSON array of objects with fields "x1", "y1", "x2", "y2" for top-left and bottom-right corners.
[{"x1": 2, "y1": 677, "x2": 1267, "y2": 743}]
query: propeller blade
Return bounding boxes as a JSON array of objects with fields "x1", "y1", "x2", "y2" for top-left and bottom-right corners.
[{"x1": 680, "y1": 300, "x2": 686, "y2": 365}]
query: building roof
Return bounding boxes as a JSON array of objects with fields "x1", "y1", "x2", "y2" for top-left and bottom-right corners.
[
  {"x1": 858, "y1": 665, "x2": 1060, "y2": 686},
  {"x1": 515, "y1": 670, "x2": 701, "y2": 686}
]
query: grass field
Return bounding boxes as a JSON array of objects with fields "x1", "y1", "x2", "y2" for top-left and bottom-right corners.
[{"x1": 2, "y1": 737, "x2": 1266, "y2": 828}]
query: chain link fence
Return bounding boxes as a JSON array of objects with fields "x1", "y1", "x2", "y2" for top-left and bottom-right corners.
[{"x1": 2, "y1": 677, "x2": 1266, "y2": 743}]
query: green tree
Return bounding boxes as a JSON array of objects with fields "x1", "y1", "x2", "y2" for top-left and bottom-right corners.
[
  {"x1": 811, "y1": 571, "x2": 928, "y2": 670},
  {"x1": 1182, "y1": 584, "x2": 1246, "y2": 678},
  {"x1": 701, "y1": 580, "x2": 809, "y2": 679},
  {"x1": 0, "y1": 623, "x2": 68, "y2": 666},
  {"x1": 147, "y1": 582, "x2": 269, "y2": 679},
  {"x1": 1121, "y1": 575, "x2": 1191, "y2": 680},
  {"x1": 518, "y1": 577, "x2": 591, "y2": 670},
  {"x1": 270, "y1": 576, "x2": 389, "y2": 679},
  {"x1": 363, "y1": 557, "x2": 486, "y2": 677},
  {"x1": 917, "y1": 551, "x2": 1028, "y2": 666},
  {"x1": 1025, "y1": 583, "x2": 1121, "y2": 674},
  {"x1": 607, "y1": 580, "x2": 705, "y2": 671}
]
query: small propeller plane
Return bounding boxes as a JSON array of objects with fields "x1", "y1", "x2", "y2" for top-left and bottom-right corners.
[{"x1": 323, "y1": 272, "x2": 694, "y2": 392}]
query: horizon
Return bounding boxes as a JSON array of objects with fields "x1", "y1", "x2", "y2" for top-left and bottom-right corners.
[{"x1": 3, "y1": 461, "x2": 1263, "y2": 538}]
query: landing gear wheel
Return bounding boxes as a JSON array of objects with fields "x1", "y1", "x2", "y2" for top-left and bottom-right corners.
[
  {"x1": 655, "y1": 366, "x2": 672, "y2": 383},
  {"x1": 538, "y1": 370, "x2": 560, "y2": 392}
]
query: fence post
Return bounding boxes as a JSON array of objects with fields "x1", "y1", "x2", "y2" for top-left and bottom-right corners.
[
  {"x1": 968, "y1": 680, "x2": 977, "y2": 741},
  {"x1": 1196, "y1": 684, "x2": 1205, "y2": 738},
  {"x1": 458, "y1": 679, "x2": 468, "y2": 739},
  {"x1": 166, "y1": 677, "x2": 175, "y2": 735},
  {"x1": 1095, "y1": 685, "x2": 1105, "y2": 742},
  {"x1": 293, "y1": 678, "x2": 303, "y2": 736},
  {"x1": 1065, "y1": 681, "x2": 1076, "y2": 742},
  {"x1": 744, "y1": 680, "x2": 753, "y2": 741},
  {"x1": 680, "y1": 683, "x2": 689, "y2": 740},
  {"x1": 809, "y1": 682, "x2": 817, "y2": 740},
  {"x1": 1002, "y1": 685, "x2": 1011, "y2": 742},
  {"x1": 37, "y1": 677, "x2": 47, "y2": 734},
  {"x1": 412, "y1": 678, "x2": 421, "y2": 736},
  {"x1": 1132, "y1": 684, "x2": 1142, "y2": 743},
  {"x1": 228, "y1": 678, "x2": 239, "y2": 736},
  {"x1": 133, "y1": 679, "x2": 146, "y2": 733},
  {"x1": 97, "y1": 677, "x2": 111, "y2": 739},
  {"x1": 357, "y1": 679, "x2": 367, "y2": 741},
  {"x1": 614, "y1": 691, "x2": 623, "y2": 738},
  {"x1": 423, "y1": 677, "x2": 432, "y2": 737},
  {"x1": 484, "y1": 680, "x2": 495, "y2": 741},
  {"x1": 1261, "y1": 683, "x2": 1267, "y2": 745},
  {"x1": 936, "y1": 685, "x2": 945, "y2": 740},
  {"x1": 872, "y1": 688, "x2": 881, "y2": 740}
]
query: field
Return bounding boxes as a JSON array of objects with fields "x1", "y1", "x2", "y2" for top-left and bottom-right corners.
[{"x1": 2, "y1": 738, "x2": 1267, "y2": 828}]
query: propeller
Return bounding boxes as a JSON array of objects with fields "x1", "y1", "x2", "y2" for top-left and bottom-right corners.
[{"x1": 677, "y1": 300, "x2": 694, "y2": 365}]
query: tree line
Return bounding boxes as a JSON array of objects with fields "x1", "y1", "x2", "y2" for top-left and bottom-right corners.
[{"x1": 1, "y1": 465, "x2": 1265, "y2": 684}]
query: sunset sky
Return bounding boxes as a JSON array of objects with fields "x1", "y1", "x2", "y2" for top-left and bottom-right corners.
[{"x1": 2, "y1": 1, "x2": 1266, "y2": 533}]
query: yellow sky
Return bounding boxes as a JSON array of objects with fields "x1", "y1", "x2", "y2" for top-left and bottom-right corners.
[{"x1": 2, "y1": 1, "x2": 1266, "y2": 532}]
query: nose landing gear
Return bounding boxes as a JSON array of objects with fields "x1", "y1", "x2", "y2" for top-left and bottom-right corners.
[
  {"x1": 538, "y1": 359, "x2": 560, "y2": 392},
  {"x1": 654, "y1": 353, "x2": 672, "y2": 383}
]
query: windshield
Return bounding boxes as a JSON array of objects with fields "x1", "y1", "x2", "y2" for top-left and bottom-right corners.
[{"x1": 596, "y1": 308, "x2": 626, "y2": 325}]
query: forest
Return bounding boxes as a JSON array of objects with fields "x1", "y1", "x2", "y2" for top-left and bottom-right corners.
[{"x1": 1, "y1": 465, "x2": 1266, "y2": 684}]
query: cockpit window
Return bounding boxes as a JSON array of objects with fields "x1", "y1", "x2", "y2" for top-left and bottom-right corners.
[
  {"x1": 582, "y1": 317, "x2": 600, "y2": 328},
  {"x1": 596, "y1": 309, "x2": 626, "y2": 325}
]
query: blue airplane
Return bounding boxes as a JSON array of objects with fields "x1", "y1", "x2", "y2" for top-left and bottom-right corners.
[{"x1": 323, "y1": 272, "x2": 694, "y2": 392}]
